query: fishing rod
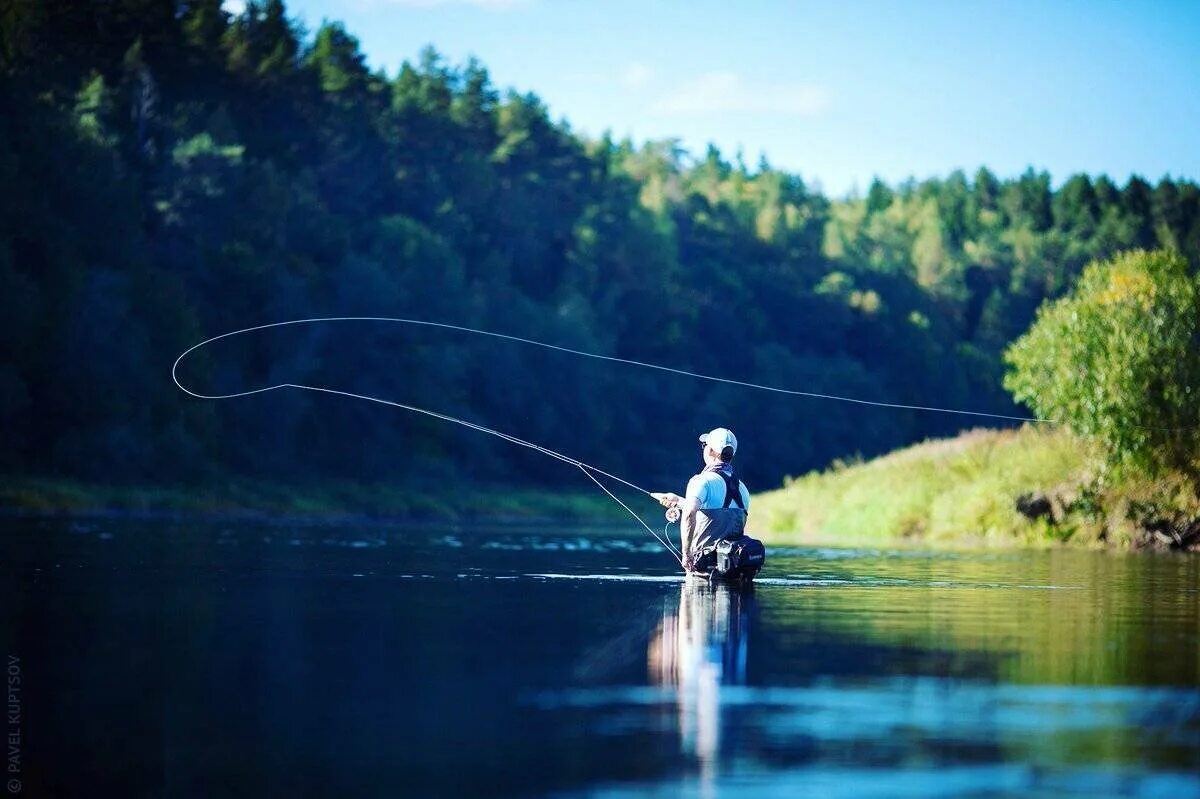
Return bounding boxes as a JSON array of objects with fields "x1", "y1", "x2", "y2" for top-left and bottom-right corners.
[
  {"x1": 171, "y1": 316, "x2": 1051, "y2": 563},
  {"x1": 172, "y1": 319, "x2": 688, "y2": 565}
]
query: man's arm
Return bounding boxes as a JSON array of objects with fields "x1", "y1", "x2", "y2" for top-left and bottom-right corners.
[{"x1": 678, "y1": 497, "x2": 699, "y2": 567}]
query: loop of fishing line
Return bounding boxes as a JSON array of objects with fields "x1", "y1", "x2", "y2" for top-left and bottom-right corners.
[
  {"x1": 665, "y1": 521, "x2": 682, "y2": 561},
  {"x1": 171, "y1": 315, "x2": 1053, "y2": 562},
  {"x1": 172, "y1": 316, "x2": 1054, "y2": 423}
]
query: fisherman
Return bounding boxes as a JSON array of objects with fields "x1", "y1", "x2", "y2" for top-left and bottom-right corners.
[{"x1": 652, "y1": 427, "x2": 751, "y2": 574}]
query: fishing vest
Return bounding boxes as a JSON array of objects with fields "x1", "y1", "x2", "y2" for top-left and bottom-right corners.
[{"x1": 691, "y1": 465, "x2": 748, "y2": 557}]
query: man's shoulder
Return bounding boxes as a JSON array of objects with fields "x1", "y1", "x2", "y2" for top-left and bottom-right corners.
[{"x1": 685, "y1": 471, "x2": 722, "y2": 494}]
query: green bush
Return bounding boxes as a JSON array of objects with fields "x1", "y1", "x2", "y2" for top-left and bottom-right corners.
[{"x1": 1003, "y1": 250, "x2": 1200, "y2": 483}]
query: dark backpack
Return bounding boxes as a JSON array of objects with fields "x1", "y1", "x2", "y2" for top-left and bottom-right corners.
[{"x1": 713, "y1": 535, "x2": 766, "y2": 581}]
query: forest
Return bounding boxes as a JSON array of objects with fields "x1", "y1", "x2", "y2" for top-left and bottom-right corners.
[{"x1": 3, "y1": 0, "x2": 1199, "y2": 498}]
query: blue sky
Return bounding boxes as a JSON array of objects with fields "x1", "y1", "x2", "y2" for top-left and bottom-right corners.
[{"x1": 262, "y1": 0, "x2": 1199, "y2": 197}]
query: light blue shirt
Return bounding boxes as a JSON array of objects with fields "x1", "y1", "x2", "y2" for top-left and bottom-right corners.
[{"x1": 685, "y1": 470, "x2": 751, "y2": 511}]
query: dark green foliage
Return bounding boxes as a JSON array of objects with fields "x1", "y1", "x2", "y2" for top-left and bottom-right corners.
[{"x1": 2, "y1": 0, "x2": 1198, "y2": 494}]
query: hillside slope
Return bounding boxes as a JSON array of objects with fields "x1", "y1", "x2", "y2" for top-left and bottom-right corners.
[{"x1": 749, "y1": 425, "x2": 1197, "y2": 549}]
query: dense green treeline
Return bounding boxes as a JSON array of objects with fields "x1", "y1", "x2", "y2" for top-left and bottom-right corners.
[
  {"x1": 755, "y1": 249, "x2": 1200, "y2": 550},
  {"x1": 2, "y1": 0, "x2": 1198, "y2": 495}
]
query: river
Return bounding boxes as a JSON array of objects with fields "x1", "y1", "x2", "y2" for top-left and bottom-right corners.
[{"x1": 1, "y1": 517, "x2": 1197, "y2": 797}]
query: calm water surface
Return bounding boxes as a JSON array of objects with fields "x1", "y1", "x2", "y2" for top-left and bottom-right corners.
[{"x1": 1, "y1": 517, "x2": 1197, "y2": 798}]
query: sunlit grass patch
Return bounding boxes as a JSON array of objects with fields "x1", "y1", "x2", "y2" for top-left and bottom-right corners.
[{"x1": 751, "y1": 425, "x2": 1094, "y2": 547}]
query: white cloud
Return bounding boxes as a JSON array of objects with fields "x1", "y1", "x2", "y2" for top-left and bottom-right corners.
[
  {"x1": 655, "y1": 71, "x2": 829, "y2": 115},
  {"x1": 621, "y1": 62, "x2": 653, "y2": 89}
]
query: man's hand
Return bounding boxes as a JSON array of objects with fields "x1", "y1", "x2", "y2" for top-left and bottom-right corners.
[{"x1": 650, "y1": 492, "x2": 681, "y2": 508}]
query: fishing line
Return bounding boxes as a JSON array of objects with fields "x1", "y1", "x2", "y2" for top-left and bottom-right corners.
[
  {"x1": 171, "y1": 315, "x2": 1050, "y2": 561},
  {"x1": 577, "y1": 465, "x2": 683, "y2": 566},
  {"x1": 173, "y1": 316, "x2": 1053, "y2": 423},
  {"x1": 173, "y1": 322, "x2": 683, "y2": 559}
]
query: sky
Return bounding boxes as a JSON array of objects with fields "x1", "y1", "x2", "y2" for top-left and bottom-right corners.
[{"x1": 255, "y1": 0, "x2": 1200, "y2": 197}]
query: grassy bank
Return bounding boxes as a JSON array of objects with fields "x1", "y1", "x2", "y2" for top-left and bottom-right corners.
[
  {"x1": 750, "y1": 425, "x2": 1200, "y2": 550},
  {"x1": 9, "y1": 429, "x2": 1198, "y2": 550},
  {"x1": 0, "y1": 476, "x2": 628, "y2": 524}
]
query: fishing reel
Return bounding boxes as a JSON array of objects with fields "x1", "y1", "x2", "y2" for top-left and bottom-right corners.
[{"x1": 664, "y1": 505, "x2": 682, "y2": 523}]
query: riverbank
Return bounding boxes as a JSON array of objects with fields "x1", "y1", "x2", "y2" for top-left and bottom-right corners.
[
  {"x1": 0, "y1": 476, "x2": 628, "y2": 525},
  {"x1": 9, "y1": 430, "x2": 1198, "y2": 550},
  {"x1": 750, "y1": 425, "x2": 1200, "y2": 551}
]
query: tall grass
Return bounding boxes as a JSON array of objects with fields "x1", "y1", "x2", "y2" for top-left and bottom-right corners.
[{"x1": 750, "y1": 426, "x2": 1095, "y2": 547}]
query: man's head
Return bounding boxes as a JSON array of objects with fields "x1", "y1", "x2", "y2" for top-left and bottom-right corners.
[{"x1": 699, "y1": 427, "x2": 737, "y2": 464}]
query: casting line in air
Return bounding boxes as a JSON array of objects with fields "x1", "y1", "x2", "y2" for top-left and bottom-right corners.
[{"x1": 171, "y1": 316, "x2": 1048, "y2": 563}]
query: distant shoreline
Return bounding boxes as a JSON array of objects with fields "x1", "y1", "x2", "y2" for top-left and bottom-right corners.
[
  {"x1": 8, "y1": 442, "x2": 1198, "y2": 552},
  {"x1": 0, "y1": 477, "x2": 630, "y2": 528}
]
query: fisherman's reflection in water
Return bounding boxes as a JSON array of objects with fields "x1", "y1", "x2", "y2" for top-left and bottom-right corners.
[{"x1": 647, "y1": 580, "x2": 754, "y2": 783}]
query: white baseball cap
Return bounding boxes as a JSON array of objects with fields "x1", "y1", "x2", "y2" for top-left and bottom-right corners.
[{"x1": 699, "y1": 427, "x2": 737, "y2": 455}]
